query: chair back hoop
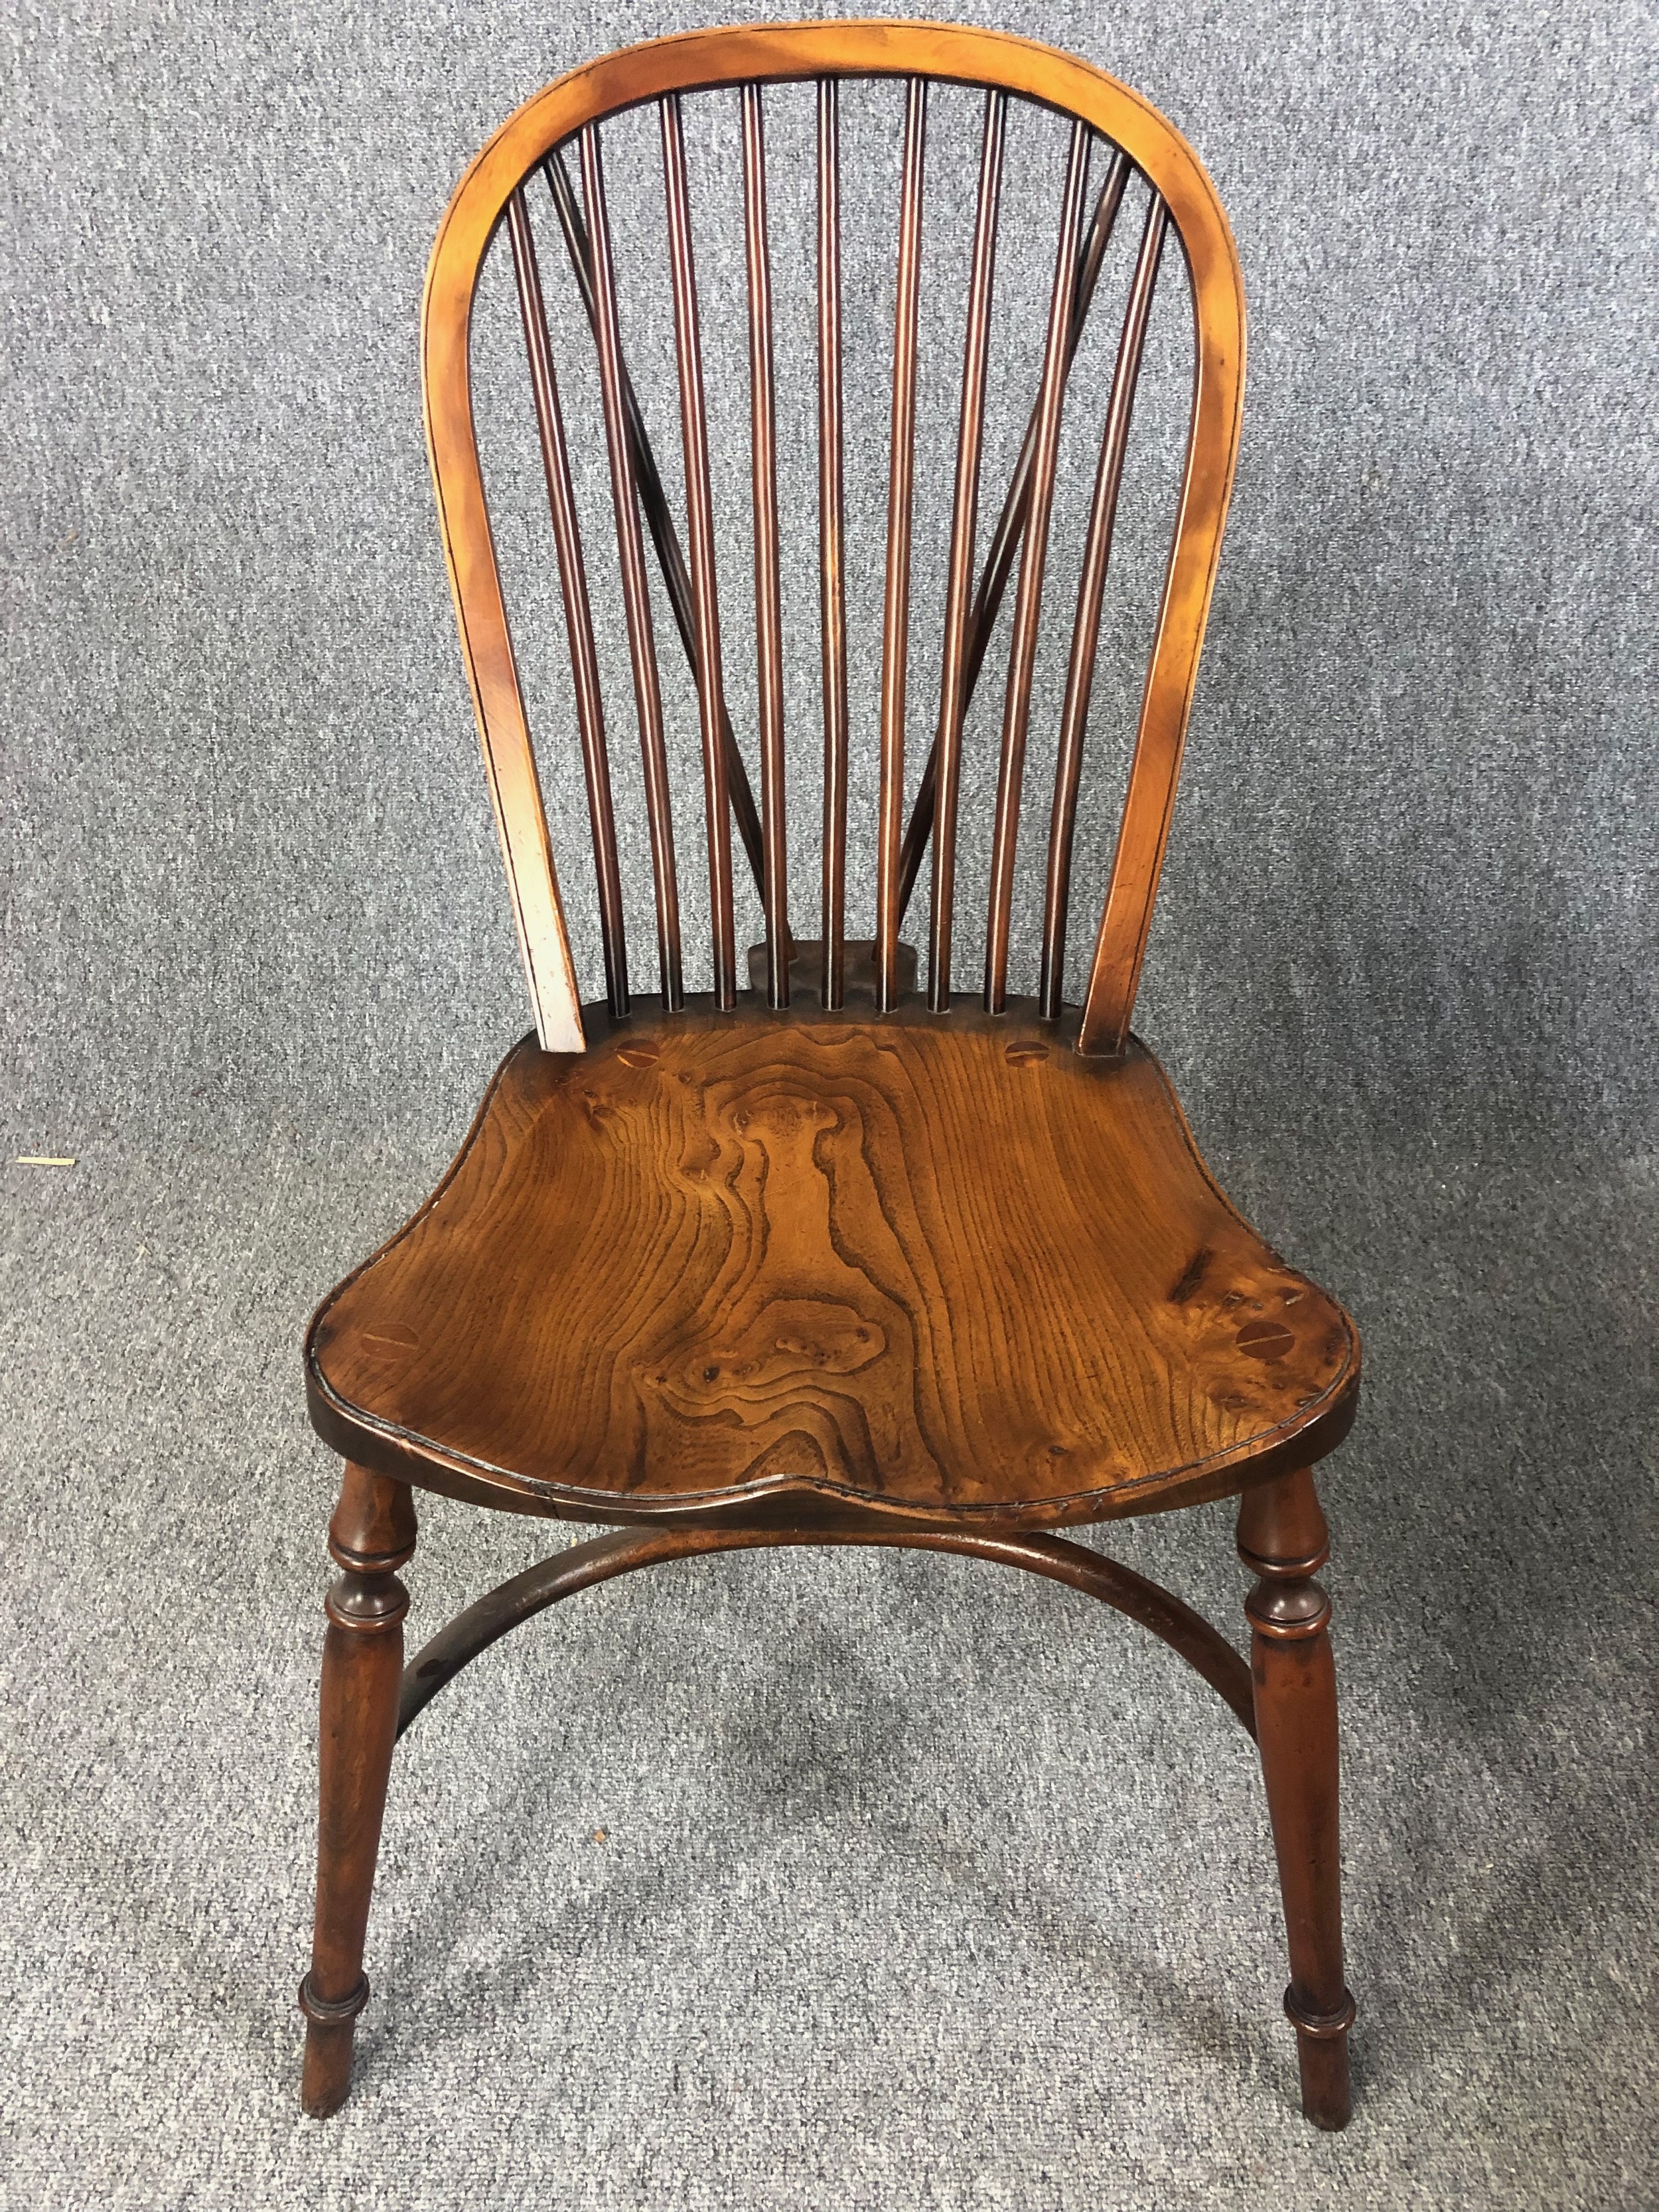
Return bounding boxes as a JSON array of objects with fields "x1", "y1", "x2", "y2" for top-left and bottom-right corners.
[{"x1": 423, "y1": 21, "x2": 1245, "y2": 1057}]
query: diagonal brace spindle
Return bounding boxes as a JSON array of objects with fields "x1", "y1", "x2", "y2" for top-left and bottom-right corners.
[{"x1": 543, "y1": 147, "x2": 766, "y2": 904}]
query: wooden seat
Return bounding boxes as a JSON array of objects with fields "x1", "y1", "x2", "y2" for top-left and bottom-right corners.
[
  {"x1": 308, "y1": 987, "x2": 1356, "y2": 1529},
  {"x1": 297, "y1": 22, "x2": 1365, "y2": 2138}
]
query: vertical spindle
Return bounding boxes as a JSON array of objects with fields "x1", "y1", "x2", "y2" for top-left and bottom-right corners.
[
  {"x1": 543, "y1": 148, "x2": 766, "y2": 903},
  {"x1": 1040, "y1": 195, "x2": 1167, "y2": 1018},
  {"x1": 928, "y1": 90, "x2": 1007, "y2": 1012},
  {"x1": 896, "y1": 152, "x2": 1130, "y2": 925},
  {"x1": 580, "y1": 123, "x2": 683, "y2": 1009},
  {"x1": 661, "y1": 96, "x2": 737, "y2": 1011},
  {"x1": 744, "y1": 84, "x2": 790, "y2": 1006},
  {"x1": 506, "y1": 189, "x2": 630, "y2": 1018},
  {"x1": 876, "y1": 76, "x2": 928, "y2": 1013},
  {"x1": 818, "y1": 78, "x2": 849, "y2": 1011},
  {"x1": 983, "y1": 121, "x2": 1090, "y2": 1013}
]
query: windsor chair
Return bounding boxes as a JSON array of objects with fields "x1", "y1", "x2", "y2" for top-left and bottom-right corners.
[{"x1": 298, "y1": 21, "x2": 1362, "y2": 2131}]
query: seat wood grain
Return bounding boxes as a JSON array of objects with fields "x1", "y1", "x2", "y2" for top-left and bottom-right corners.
[{"x1": 307, "y1": 989, "x2": 1356, "y2": 1532}]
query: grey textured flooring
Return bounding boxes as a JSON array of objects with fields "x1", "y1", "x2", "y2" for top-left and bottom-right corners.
[
  {"x1": 3, "y1": 1113, "x2": 1653, "y2": 2209},
  {"x1": 3, "y1": 0, "x2": 1655, "y2": 2200}
]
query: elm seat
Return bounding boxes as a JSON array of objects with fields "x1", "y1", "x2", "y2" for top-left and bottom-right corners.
[
  {"x1": 297, "y1": 20, "x2": 1366, "y2": 2136},
  {"x1": 307, "y1": 994, "x2": 1357, "y2": 1530}
]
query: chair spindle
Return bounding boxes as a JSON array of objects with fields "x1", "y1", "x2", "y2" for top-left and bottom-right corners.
[
  {"x1": 660, "y1": 96, "x2": 737, "y2": 1011},
  {"x1": 579, "y1": 123, "x2": 683, "y2": 1009},
  {"x1": 528, "y1": 98, "x2": 1176, "y2": 1034},
  {"x1": 928, "y1": 90, "x2": 1007, "y2": 1012},
  {"x1": 897, "y1": 150, "x2": 1131, "y2": 926},
  {"x1": 876, "y1": 76, "x2": 928, "y2": 1014},
  {"x1": 743, "y1": 84, "x2": 790, "y2": 1006},
  {"x1": 505, "y1": 190, "x2": 630, "y2": 1020},
  {"x1": 984, "y1": 121, "x2": 1091, "y2": 1013},
  {"x1": 543, "y1": 149, "x2": 766, "y2": 903},
  {"x1": 818, "y1": 78, "x2": 849, "y2": 1011},
  {"x1": 1039, "y1": 195, "x2": 1168, "y2": 1019}
]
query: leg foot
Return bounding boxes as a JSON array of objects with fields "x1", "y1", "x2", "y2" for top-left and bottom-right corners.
[
  {"x1": 299, "y1": 1970, "x2": 371, "y2": 2118},
  {"x1": 1285, "y1": 1986, "x2": 1358, "y2": 2130},
  {"x1": 1238, "y1": 1467, "x2": 1355, "y2": 2130},
  {"x1": 299, "y1": 1464, "x2": 415, "y2": 2118}
]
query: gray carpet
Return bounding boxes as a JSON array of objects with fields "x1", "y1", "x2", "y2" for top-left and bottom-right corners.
[
  {"x1": 3, "y1": 0, "x2": 1656, "y2": 2201},
  {"x1": 3, "y1": 1122, "x2": 1654, "y2": 2208}
]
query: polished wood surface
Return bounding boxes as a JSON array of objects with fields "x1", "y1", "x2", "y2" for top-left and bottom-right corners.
[
  {"x1": 541, "y1": 147, "x2": 766, "y2": 901},
  {"x1": 901, "y1": 151, "x2": 1130, "y2": 934},
  {"x1": 985, "y1": 119, "x2": 1090, "y2": 1015},
  {"x1": 1238, "y1": 1469, "x2": 1356, "y2": 2128},
  {"x1": 299, "y1": 1464, "x2": 415, "y2": 2118},
  {"x1": 743, "y1": 84, "x2": 792, "y2": 1004},
  {"x1": 580, "y1": 123, "x2": 683, "y2": 1009},
  {"x1": 423, "y1": 21, "x2": 1244, "y2": 1055},
  {"x1": 505, "y1": 190, "x2": 629, "y2": 1019},
  {"x1": 875, "y1": 75, "x2": 928, "y2": 1015},
  {"x1": 661, "y1": 94, "x2": 739, "y2": 1013},
  {"x1": 307, "y1": 999, "x2": 1356, "y2": 1530},
  {"x1": 928, "y1": 89, "x2": 1005, "y2": 1013},
  {"x1": 306, "y1": 20, "x2": 1356, "y2": 2132},
  {"x1": 816, "y1": 78, "x2": 849, "y2": 1011},
  {"x1": 1041, "y1": 196, "x2": 1167, "y2": 1019}
]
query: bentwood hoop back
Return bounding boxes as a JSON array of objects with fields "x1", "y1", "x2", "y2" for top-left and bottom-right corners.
[
  {"x1": 299, "y1": 21, "x2": 1362, "y2": 2136},
  {"x1": 422, "y1": 19, "x2": 1242, "y2": 1054}
]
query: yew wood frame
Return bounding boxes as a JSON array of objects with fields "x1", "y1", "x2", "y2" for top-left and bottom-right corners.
[
  {"x1": 301, "y1": 19, "x2": 1358, "y2": 2142},
  {"x1": 422, "y1": 19, "x2": 1244, "y2": 1057}
]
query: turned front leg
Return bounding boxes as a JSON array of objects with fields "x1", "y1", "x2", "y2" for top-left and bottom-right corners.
[
  {"x1": 299, "y1": 1463, "x2": 417, "y2": 2118},
  {"x1": 1237, "y1": 1467, "x2": 1355, "y2": 2130}
]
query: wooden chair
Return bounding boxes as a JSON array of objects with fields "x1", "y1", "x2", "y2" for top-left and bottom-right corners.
[{"x1": 298, "y1": 21, "x2": 1360, "y2": 2130}]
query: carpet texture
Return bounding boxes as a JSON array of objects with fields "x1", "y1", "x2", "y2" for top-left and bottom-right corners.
[
  {"x1": 1, "y1": 1128, "x2": 1654, "y2": 2208},
  {"x1": 2, "y1": 0, "x2": 1655, "y2": 2203}
]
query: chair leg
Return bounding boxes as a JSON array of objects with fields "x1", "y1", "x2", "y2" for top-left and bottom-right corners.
[
  {"x1": 1236, "y1": 1466, "x2": 1355, "y2": 2130},
  {"x1": 299, "y1": 1463, "x2": 417, "y2": 2118}
]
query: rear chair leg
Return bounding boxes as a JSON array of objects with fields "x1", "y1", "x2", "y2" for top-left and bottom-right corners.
[
  {"x1": 299, "y1": 1463, "x2": 417, "y2": 2118},
  {"x1": 1237, "y1": 1467, "x2": 1355, "y2": 2130}
]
